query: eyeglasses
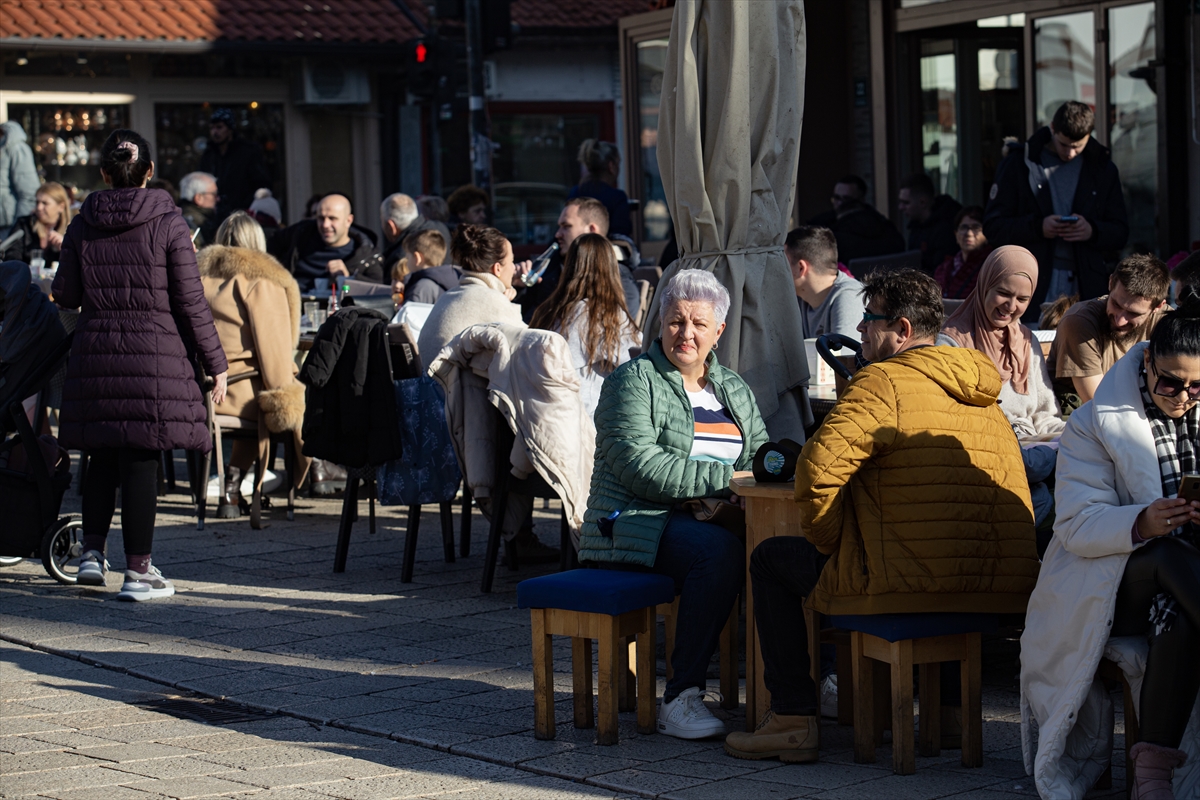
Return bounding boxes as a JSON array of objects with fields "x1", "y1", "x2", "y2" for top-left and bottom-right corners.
[
  {"x1": 1150, "y1": 358, "x2": 1200, "y2": 399},
  {"x1": 862, "y1": 312, "x2": 896, "y2": 323},
  {"x1": 957, "y1": 224, "x2": 983, "y2": 235}
]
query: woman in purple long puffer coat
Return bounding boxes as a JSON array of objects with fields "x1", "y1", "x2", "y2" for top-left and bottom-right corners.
[{"x1": 52, "y1": 129, "x2": 229, "y2": 601}]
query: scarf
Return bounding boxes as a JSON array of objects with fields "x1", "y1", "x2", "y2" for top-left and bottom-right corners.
[{"x1": 941, "y1": 245, "x2": 1038, "y2": 394}]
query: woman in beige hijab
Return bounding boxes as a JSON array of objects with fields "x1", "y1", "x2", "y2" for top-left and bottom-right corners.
[{"x1": 941, "y1": 245, "x2": 1064, "y2": 535}]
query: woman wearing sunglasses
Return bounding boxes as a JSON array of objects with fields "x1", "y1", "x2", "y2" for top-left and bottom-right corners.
[{"x1": 1020, "y1": 302, "x2": 1200, "y2": 799}]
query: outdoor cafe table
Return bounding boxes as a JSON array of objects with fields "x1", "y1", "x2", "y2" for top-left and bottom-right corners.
[{"x1": 730, "y1": 470, "x2": 817, "y2": 731}]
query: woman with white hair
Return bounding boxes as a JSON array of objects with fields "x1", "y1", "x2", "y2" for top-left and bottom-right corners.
[{"x1": 577, "y1": 269, "x2": 768, "y2": 740}]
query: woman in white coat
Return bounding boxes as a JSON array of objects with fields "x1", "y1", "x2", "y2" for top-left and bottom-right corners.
[{"x1": 1020, "y1": 304, "x2": 1200, "y2": 799}]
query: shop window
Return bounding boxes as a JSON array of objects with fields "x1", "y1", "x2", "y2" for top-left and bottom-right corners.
[
  {"x1": 920, "y1": 42, "x2": 959, "y2": 201},
  {"x1": 1108, "y1": 2, "x2": 1157, "y2": 256},
  {"x1": 154, "y1": 102, "x2": 286, "y2": 218},
  {"x1": 6, "y1": 103, "x2": 131, "y2": 196},
  {"x1": 1034, "y1": 12, "x2": 1096, "y2": 128}
]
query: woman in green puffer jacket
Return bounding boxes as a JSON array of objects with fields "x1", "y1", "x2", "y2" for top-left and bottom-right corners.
[{"x1": 579, "y1": 269, "x2": 768, "y2": 741}]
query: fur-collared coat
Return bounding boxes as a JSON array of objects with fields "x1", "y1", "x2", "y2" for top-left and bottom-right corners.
[{"x1": 198, "y1": 244, "x2": 309, "y2": 487}]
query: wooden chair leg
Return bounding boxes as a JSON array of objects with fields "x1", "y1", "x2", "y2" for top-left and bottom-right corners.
[
  {"x1": 874, "y1": 659, "x2": 892, "y2": 745},
  {"x1": 332, "y1": 475, "x2": 359, "y2": 573},
  {"x1": 597, "y1": 616, "x2": 620, "y2": 745},
  {"x1": 636, "y1": 608, "x2": 656, "y2": 735},
  {"x1": 531, "y1": 610, "x2": 555, "y2": 740},
  {"x1": 659, "y1": 597, "x2": 680, "y2": 681},
  {"x1": 439, "y1": 500, "x2": 456, "y2": 563},
  {"x1": 720, "y1": 598, "x2": 739, "y2": 709},
  {"x1": 961, "y1": 633, "x2": 983, "y2": 768},
  {"x1": 918, "y1": 662, "x2": 942, "y2": 757},
  {"x1": 618, "y1": 637, "x2": 636, "y2": 713},
  {"x1": 460, "y1": 485, "x2": 472, "y2": 557},
  {"x1": 890, "y1": 639, "x2": 916, "y2": 775},
  {"x1": 572, "y1": 638, "x2": 594, "y2": 729},
  {"x1": 401, "y1": 504, "x2": 421, "y2": 583},
  {"x1": 837, "y1": 641, "x2": 854, "y2": 726},
  {"x1": 852, "y1": 631, "x2": 876, "y2": 764}
]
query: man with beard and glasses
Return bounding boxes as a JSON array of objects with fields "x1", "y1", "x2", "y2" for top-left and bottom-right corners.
[{"x1": 1050, "y1": 254, "x2": 1169, "y2": 411}]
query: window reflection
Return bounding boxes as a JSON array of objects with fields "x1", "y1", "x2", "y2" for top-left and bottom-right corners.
[
  {"x1": 920, "y1": 45, "x2": 958, "y2": 200},
  {"x1": 1108, "y1": 2, "x2": 1157, "y2": 255},
  {"x1": 7, "y1": 104, "x2": 130, "y2": 197},
  {"x1": 636, "y1": 39, "x2": 670, "y2": 242},
  {"x1": 1034, "y1": 12, "x2": 1096, "y2": 129}
]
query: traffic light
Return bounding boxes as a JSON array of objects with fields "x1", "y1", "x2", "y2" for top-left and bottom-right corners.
[{"x1": 407, "y1": 37, "x2": 437, "y2": 97}]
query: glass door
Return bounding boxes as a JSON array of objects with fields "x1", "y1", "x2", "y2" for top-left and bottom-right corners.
[
  {"x1": 1033, "y1": 11, "x2": 1097, "y2": 130},
  {"x1": 919, "y1": 41, "x2": 960, "y2": 201},
  {"x1": 1106, "y1": 2, "x2": 1157, "y2": 255}
]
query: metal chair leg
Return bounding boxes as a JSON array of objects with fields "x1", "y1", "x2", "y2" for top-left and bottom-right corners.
[
  {"x1": 401, "y1": 504, "x2": 421, "y2": 583},
  {"x1": 333, "y1": 474, "x2": 360, "y2": 573},
  {"x1": 460, "y1": 485, "x2": 472, "y2": 557},
  {"x1": 481, "y1": 484, "x2": 509, "y2": 594},
  {"x1": 368, "y1": 477, "x2": 376, "y2": 535},
  {"x1": 283, "y1": 436, "x2": 295, "y2": 522},
  {"x1": 440, "y1": 500, "x2": 456, "y2": 563},
  {"x1": 196, "y1": 449, "x2": 211, "y2": 531}
]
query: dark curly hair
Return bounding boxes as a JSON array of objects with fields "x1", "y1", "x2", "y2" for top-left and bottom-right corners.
[
  {"x1": 452, "y1": 225, "x2": 509, "y2": 274},
  {"x1": 100, "y1": 129, "x2": 153, "y2": 189},
  {"x1": 860, "y1": 268, "x2": 945, "y2": 340}
]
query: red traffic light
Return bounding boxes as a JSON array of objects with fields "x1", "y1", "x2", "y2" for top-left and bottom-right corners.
[{"x1": 415, "y1": 42, "x2": 428, "y2": 63}]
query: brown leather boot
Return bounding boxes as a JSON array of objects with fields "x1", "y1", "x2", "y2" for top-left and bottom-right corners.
[
  {"x1": 1130, "y1": 741, "x2": 1186, "y2": 800},
  {"x1": 724, "y1": 710, "x2": 819, "y2": 763},
  {"x1": 216, "y1": 467, "x2": 243, "y2": 519}
]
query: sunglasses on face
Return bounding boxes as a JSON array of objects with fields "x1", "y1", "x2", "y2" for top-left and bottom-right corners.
[
  {"x1": 1151, "y1": 359, "x2": 1200, "y2": 399},
  {"x1": 862, "y1": 312, "x2": 896, "y2": 323}
]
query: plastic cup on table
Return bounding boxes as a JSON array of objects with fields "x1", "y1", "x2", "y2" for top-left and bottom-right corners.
[{"x1": 310, "y1": 309, "x2": 328, "y2": 330}]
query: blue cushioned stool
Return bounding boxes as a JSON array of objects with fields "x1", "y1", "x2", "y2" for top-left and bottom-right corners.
[
  {"x1": 828, "y1": 612, "x2": 997, "y2": 775},
  {"x1": 517, "y1": 569, "x2": 675, "y2": 744}
]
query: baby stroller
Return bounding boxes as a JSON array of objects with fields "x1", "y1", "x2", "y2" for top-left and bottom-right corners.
[{"x1": 0, "y1": 261, "x2": 81, "y2": 584}]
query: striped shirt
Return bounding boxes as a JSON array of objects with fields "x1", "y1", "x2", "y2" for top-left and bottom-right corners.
[{"x1": 687, "y1": 383, "x2": 743, "y2": 465}]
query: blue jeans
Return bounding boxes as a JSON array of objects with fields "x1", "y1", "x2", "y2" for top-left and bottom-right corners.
[
  {"x1": 651, "y1": 513, "x2": 744, "y2": 703},
  {"x1": 1023, "y1": 445, "x2": 1057, "y2": 528}
]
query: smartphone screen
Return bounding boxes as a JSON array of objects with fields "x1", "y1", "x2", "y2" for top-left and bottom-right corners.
[
  {"x1": 1059, "y1": 215, "x2": 1079, "y2": 223},
  {"x1": 1179, "y1": 475, "x2": 1200, "y2": 502}
]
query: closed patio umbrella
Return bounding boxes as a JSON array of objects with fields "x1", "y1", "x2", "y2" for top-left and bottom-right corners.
[{"x1": 646, "y1": 0, "x2": 811, "y2": 437}]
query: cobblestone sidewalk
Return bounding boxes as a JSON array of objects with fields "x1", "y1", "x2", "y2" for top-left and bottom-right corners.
[{"x1": 0, "y1": 474, "x2": 1123, "y2": 799}]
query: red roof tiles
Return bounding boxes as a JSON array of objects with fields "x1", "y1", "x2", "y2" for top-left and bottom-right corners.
[
  {"x1": 0, "y1": 0, "x2": 426, "y2": 44},
  {"x1": 0, "y1": 0, "x2": 657, "y2": 44}
]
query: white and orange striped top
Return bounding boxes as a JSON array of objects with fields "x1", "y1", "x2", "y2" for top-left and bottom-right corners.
[{"x1": 686, "y1": 383, "x2": 744, "y2": 466}]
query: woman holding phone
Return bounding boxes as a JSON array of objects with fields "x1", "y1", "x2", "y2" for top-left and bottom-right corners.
[{"x1": 1020, "y1": 301, "x2": 1200, "y2": 798}]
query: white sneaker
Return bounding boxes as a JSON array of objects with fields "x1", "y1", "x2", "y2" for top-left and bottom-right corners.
[
  {"x1": 820, "y1": 675, "x2": 838, "y2": 719},
  {"x1": 658, "y1": 687, "x2": 726, "y2": 739},
  {"x1": 116, "y1": 564, "x2": 175, "y2": 601},
  {"x1": 77, "y1": 550, "x2": 108, "y2": 586}
]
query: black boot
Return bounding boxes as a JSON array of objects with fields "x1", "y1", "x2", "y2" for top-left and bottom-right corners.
[{"x1": 216, "y1": 467, "x2": 243, "y2": 519}]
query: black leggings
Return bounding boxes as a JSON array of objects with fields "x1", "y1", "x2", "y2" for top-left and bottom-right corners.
[
  {"x1": 1111, "y1": 536, "x2": 1200, "y2": 748},
  {"x1": 81, "y1": 448, "x2": 160, "y2": 556}
]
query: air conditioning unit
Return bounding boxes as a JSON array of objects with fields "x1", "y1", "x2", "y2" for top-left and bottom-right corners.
[{"x1": 296, "y1": 61, "x2": 371, "y2": 105}]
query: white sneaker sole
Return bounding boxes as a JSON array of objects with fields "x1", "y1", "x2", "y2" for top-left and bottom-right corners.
[
  {"x1": 77, "y1": 569, "x2": 107, "y2": 586},
  {"x1": 657, "y1": 718, "x2": 727, "y2": 740},
  {"x1": 116, "y1": 583, "x2": 175, "y2": 601}
]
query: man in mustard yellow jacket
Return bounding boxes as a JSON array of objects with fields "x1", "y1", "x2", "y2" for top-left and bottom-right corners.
[{"x1": 726, "y1": 269, "x2": 1039, "y2": 764}]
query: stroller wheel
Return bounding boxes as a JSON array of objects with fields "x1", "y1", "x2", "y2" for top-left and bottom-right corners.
[{"x1": 41, "y1": 517, "x2": 84, "y2": 585}]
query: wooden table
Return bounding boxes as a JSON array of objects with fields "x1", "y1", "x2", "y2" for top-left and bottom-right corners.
[{"x1": 730, "y1": 471, "x2": 814, "y2": 731}]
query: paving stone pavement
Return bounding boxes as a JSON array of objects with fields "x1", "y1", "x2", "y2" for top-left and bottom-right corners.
[{"x1": 0, "y1": 470, "x2": 1126, "y2": 799}]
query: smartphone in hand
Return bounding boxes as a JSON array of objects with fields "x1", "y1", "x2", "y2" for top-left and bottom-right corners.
[
  {"x1": 1059, "y1": 215, "x2": 1079, "y2": 224},
  {"x1": 1179, "y1": 474, "x2": 1200, "y2": 503}
]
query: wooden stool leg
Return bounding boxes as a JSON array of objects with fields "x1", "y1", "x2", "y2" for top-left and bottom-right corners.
[
  {"x1": 636, "y1": 607, "x2": 657, "y2": 735},
  {"x1": 531, "y1": 610, "x2": 555, "y2": 740},
  {"x1": 618, "y1": 638, "x2": 635, "y2": 713},
  {"x1": 918, "y1": 662, "x2": 942, "y2": 757},
  {"x1": 874, "y1": 660, "x2": 892, "y2": 744},
  {"x1": 837, "y1": 641, "x2": 854, "y2": 726},
  {"x1": 961, "y1": 633, "x2": 983, "y2": 768},
  {"x1": 572, "y1": 638, "x2": 594, "y2": 729},
  {"x1": 851, "y1": 631, "x2": 876, "y2": 764},
  {"x1": 890, "y1": 640, "x2": 916, "y2": 775},
  {"x1": 660, "y1": 598, "x2": 679, "y2": 681},
  {"x1": 720, "y1": 599, "x2": 738, "y2": 709},
  {"x1": 597, "y1": 617, "x2": 620, "y2": 745}
]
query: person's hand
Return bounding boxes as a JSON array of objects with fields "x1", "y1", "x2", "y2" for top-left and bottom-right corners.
[
  {"x1": 513, "y1": 259, "x2": 536, "y2": 287},
  {"x1": 211, "y1": 371, "x2": 228, "y2": 406},
  {"x1": 730, "y1": 493, "x2": 746, "y2": 511},
  {"x1": 504, "y1": 287, "x2": 518, "y2": 302},
  {"x1": 326, "y1": 259, "x2": 349, "y2": 277},
  {"x1": 1060, "y1": 216, "x2": 1094, "y2": 242},
  {"x1": 1136, "y1": 497, "x2": 1200, "y2": 538},
  {"x1": 46, "y1": 230, "x2": 63, "y2": 248},
  {"x1": 1042, "y1": 216, "x2": 1068, "y2": 239}
]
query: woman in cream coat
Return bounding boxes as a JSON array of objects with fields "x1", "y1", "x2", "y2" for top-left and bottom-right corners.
[
  {"x1": 198, "y1": 212, "x2": 309, "y2": 517},
  {"x1": 1021, "y1": 309, "x2": 1200, "y2": 799}
]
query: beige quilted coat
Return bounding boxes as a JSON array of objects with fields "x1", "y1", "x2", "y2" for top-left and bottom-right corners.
[{"x1": 798, "y1": 345, "x2": 1040, "y2": 615}]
